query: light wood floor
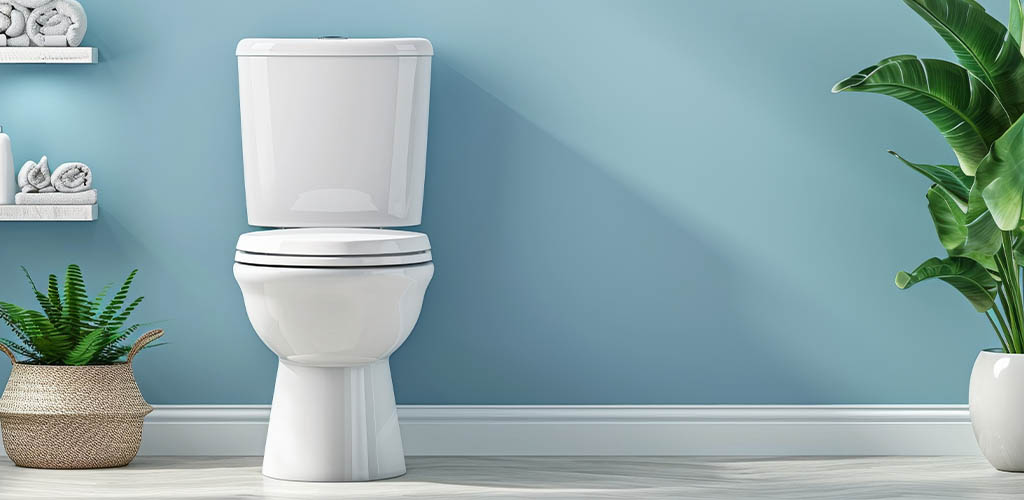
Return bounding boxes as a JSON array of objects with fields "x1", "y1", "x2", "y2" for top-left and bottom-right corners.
[{"x1": 1, "y1": 456, "x2": 1023, "y2": 499}]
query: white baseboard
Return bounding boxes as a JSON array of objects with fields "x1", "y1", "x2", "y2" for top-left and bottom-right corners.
[{"x1": 127, "y1": 405, "x2": 980, "y2": 456}]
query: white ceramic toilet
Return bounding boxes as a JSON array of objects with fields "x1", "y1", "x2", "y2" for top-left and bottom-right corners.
[{"x1": 232, "y1": 38, "x2": 434, "y2": 482}]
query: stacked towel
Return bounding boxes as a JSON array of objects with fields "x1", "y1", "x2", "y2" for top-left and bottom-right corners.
[
  {"x1": 15, "y1": 157, "x2": 94, "y2": 205},
  {"x1": 15, "y1": 188, "x2": 95, "y2": 205},
  {"x1": 0, "y1": 0, "x2": 87, "y2": 47},
  {"x1": 0, "y1": 2, "x2": 31, "y2": 47}
]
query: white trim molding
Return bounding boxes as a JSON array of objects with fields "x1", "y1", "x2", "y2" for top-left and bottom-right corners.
[{"x1": 128, "y1": 405, "x2": 980, "y2": 456}]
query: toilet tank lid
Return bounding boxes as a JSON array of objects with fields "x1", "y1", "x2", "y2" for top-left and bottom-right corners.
[
  {"x1": 236, "y1": 228, "x2": 431, "y2": 257},
  {"x1": 236, "y1": 38, "x2": 433, "y2": 57}
]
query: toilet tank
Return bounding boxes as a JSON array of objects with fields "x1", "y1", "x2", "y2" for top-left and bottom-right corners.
[{"x1": 236, "y1": 38, "x2": 433, "y2": 228}]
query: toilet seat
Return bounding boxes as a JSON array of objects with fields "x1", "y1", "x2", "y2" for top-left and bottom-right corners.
[{"x1": 235, "y1": 228, "x2": 432, "y2": 268}]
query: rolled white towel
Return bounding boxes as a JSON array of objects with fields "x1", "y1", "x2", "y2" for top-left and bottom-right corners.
[
  {"x1": 15, "y1": 188, "x2": 95, "y2": 205},
  {"x1": 0, "y1": 2, "x2": 28, "y2": 38},
  {"x1": 50, "y1": 161, "x2": 91, "y2": 192},
  {"x1": 17, "y1": 156, "x2": 50, "y2": 193},
  {"x1": 14, "y1": 0, "x2": 53, "y2": 7},
  {"x1": 24, "y1": 0, "x2": 85, "y2": 47}
]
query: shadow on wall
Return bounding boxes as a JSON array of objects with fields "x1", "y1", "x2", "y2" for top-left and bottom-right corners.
[{"x1": 391, "y1": 62, "x2": 829, "y2": 404}]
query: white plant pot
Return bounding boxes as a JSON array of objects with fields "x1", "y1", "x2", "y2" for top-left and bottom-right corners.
[{"x1": 970, "y1": 349, "x2": 1024, "y2": 471}]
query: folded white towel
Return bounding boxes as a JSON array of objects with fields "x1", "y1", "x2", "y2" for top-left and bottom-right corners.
[
  {"x1": 17, "y1": 156, "x2": 49, "y2": 193},
  {"x1": 50, "y1": 161, "x2": 91, "y2": 192},
  {"x1": 25, "y1": 0, "x2": 85, "y2": 47},
  {"x1": 15, "y1": 188, "x2": 95, "y2": 205}
]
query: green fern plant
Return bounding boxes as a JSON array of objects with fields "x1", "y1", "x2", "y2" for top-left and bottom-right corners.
[{"x1": 0, "y1": 265, "x2": 153, "y2": 365}]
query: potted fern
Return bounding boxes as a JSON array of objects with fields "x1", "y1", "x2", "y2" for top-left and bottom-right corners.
[
  {"x1": 0, "y1": 264, "x2": 162, "y2": 469},
  {"x1": 834, "y1": 0, "x2": 1024, "y2": 471}
]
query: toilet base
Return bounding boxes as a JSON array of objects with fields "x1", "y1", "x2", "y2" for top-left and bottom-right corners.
[{"x1": 262, "y1": 358, "x2": 406, "y2": 482}]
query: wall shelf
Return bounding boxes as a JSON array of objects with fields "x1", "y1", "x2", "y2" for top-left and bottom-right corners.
[
  {"x1": 0, "y1": 47, "x2": 97, "y2": 64},
  {"x1": 0, "y1": 205, "x2": 97, "y2": 221}
]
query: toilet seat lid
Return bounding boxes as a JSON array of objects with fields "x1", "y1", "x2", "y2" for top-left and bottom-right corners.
[{"x1": 236, "y1": 228, "x2": 430, "y2": 257}]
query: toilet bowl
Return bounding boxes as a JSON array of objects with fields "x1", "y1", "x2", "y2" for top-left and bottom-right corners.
[
  {"x1": 232, "y1": 37, "x2": 435, "y2": 481},
  {"x1": 234, "y1": 228, "x2": 432, "y2": 481}
]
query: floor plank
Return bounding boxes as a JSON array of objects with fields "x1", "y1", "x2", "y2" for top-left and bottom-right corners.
[{"x1": 1, "y1": 456, "x2": 1023, "y2": 499}]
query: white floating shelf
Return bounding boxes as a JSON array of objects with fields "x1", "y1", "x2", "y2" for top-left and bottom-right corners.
[
  {"x1": 0, "y1": 47, "x2": 97, "y2": 64},
  {"x1": 0, "y1": 204, "x2": 97, "y2": 221}
]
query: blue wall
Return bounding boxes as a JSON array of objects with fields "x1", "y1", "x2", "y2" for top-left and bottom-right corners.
[{"x1": 0, "y1": 0, "x2": 1006, "y2": 404}]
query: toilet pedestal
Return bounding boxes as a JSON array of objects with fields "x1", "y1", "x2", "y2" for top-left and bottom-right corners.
[{"x1": 262, "y1": 359, "x2": 406, "y2": 482}]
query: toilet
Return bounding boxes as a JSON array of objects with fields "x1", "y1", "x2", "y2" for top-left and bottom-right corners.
[{"x1": 232, "y1": 38, "x2": 434, "y2": 482}]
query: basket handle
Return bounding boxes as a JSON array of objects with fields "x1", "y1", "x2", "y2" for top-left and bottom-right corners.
[
  {"x1": 0, "y1": 343, "x2": 14, "y2": 364},
  {"x1": 127, "y1": 329, "x2": 163, "y2": 364}
]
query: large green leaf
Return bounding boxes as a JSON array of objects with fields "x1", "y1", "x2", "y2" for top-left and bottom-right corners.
[
  {"x1": 904, "y1": 0, "x2": 1024, "y2": 120},
  {"x1": 927, "y1": 186, "x2": 968, "y2": 249},
  {"x1": 960, "y1": 179, "x2": 1003, "y2": 265},
  {"x1": 925, "y1": 185, "x2": 1000, "y2": 268},
  {"x1": 962, "y1": 210, "x2": 1003, "y2": 256},
  {"x1": 833, "y1": 56, "x2": 1011, "y2": 175},
  {"x1": 1012, "y1": 0, "x2": 1024, "y2": 48},
  {"x1": 890, "y1": 151, "x2": 971, "y2": 204},
  {"x1": 975, "y1": 114, "x2": 1024, "y2": 229},
  {"x1": 962, "y1": 180, "x2": 1003, "y2": 257},
  {"x1": 895, "y1": 256, "x2": 998, "y2": 312}
]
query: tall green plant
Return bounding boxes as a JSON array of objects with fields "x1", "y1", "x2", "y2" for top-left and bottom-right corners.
[
  {"x1": 833, "y1": 0, "x2": 1024, "y2": 352},
  {"x1": 0, "y1": 265, "x2": 152, "y2": 365}
]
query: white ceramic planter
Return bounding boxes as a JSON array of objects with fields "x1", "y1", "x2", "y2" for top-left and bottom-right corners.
[{"x1": 970, "y1": 349, "x2": 1024, "y2": 471}]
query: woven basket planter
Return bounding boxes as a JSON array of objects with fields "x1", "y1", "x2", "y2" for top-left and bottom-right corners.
[{"x1": 0, "y1": 329, "x2": 162, "y2": 469}]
